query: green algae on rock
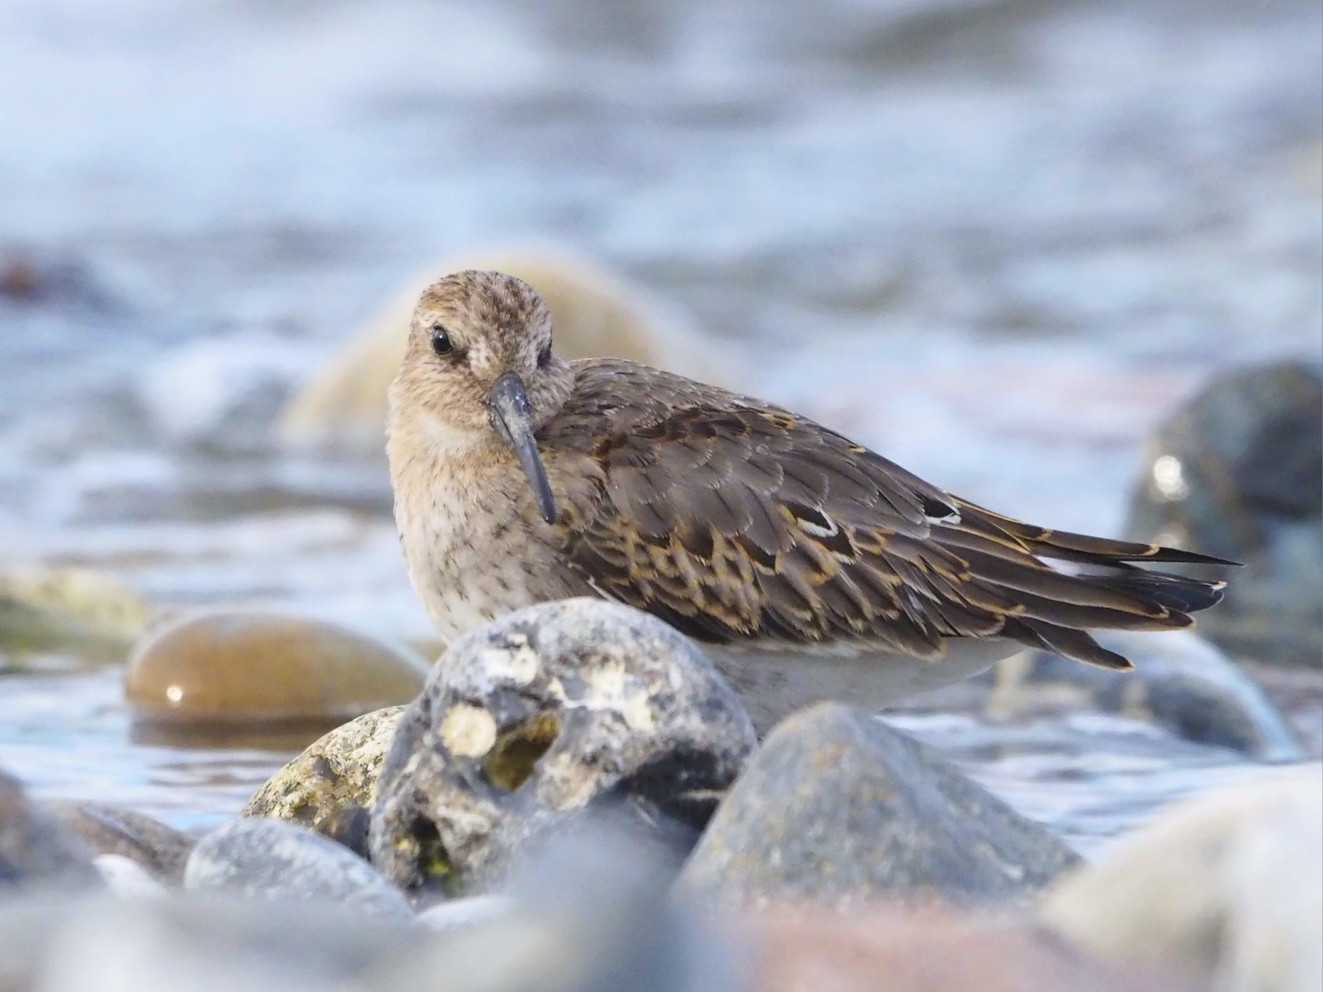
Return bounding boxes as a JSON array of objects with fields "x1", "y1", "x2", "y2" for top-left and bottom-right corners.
[{"x1": 243, "y1": 705, "x2": 405, "y2": 855}]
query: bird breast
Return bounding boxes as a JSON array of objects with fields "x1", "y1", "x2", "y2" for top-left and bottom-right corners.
[{"x1": 389, "y1": 439, "x2": 564, "y2": 642}]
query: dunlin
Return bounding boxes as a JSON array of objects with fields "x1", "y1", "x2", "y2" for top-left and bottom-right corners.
[{"x1": 388, "y1": 270, "x2": 1230, "y2": 730}]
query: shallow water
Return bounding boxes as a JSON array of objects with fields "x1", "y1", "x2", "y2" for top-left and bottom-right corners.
[{"x1": 1, "y1": 0, "x2": 1320, "y2": 849}]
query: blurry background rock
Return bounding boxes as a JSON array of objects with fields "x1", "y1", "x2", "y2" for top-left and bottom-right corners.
[
  {"x1": 278, "y1": 245, "x2": 730, "y2": 457},
  {"x1": 0, "y1": 817, "x2": 742, "y2": 992},
  {"x1": 1123, "y1": 360, "x2": 1322, "y2": 669},
  {"x1": 0, "y1": 565, "x2": 148, "y2": 665},
  {"x1": 988, "y1": 630, "x2": 1304, "y2": 762},
  {"x1": 373, "y1": 815, "x2": 743, "y2": 992},
  {"x1": 0, "y1": 770, "x2": 102, "y2": 895},
  {"x1": 46, "y1": 800, "x2": 195, "y2": 884},
  {"x1": 748, "y1": 909, "x2": 1179, "y2": 992},
  {"x1": 1041, "y1": 768, "x2": 1323, "y2": 992},
  {"x1": 370, "y1": 599, "x2": 757, "y2": 900},
  {"x1": 29, "y1": 895, "x2": 422, "y2": 992},
  {"x1": 124, "y1": 607, "x2": 427, "y2": 736}
]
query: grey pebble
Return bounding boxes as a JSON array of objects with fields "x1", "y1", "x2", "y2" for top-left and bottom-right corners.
[
  {"x1": 677, "y1": 702, "x2": 1079, "y2": 909},
  {"x1": 0, "y1": 769, "x2": 102, "y2": 896},
  {"x1": 184, "y1": 817, "x2": 412, "y2": 918}
]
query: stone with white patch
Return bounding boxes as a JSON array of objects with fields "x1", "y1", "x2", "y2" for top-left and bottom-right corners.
[{"x1": 368, "y1": 598, "x2": 757, "y2": 899}]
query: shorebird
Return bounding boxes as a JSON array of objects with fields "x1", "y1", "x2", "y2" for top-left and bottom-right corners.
[{"x1": 388, "y1": 270, "x2": 1231, "y2": 731}]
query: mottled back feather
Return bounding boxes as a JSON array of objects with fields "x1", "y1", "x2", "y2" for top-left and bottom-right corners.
[{"x1": 542, "y1": 359, "x2": 1231, "y2": 670}]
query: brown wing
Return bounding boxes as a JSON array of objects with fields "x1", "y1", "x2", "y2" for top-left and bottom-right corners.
[{"x1": 546, "y1": 361, "x2": 1231, "y2": 669}]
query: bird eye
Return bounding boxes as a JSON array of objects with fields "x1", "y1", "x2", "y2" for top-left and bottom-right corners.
[
  {"x1": 431, "y1": 326, "x2": 454, "y2": 356},
  {"x1": 537, "y1": 342, "x2": 552, "y2": 368}
]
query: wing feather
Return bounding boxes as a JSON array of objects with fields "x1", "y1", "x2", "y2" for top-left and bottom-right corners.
[{"x1": 545, "y1": 360, "x2": 1232, "y2": 669}]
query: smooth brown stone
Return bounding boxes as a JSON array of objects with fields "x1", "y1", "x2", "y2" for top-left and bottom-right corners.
[{"x1": 124, "y1": 608, "x2": 428, "y2": 726}]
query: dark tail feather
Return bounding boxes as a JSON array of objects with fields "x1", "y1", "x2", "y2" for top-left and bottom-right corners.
[
  {"x1": 953, "y1": 499, "x2": 1241, "y2": 566},
  {"x1": 1091, "y1": 566, "x2": 1228, "y2": 614}
]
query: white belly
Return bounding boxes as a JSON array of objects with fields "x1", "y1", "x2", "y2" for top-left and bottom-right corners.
[{"x1": 703, "y1": 638, "x2": 1024, "y2": 735}]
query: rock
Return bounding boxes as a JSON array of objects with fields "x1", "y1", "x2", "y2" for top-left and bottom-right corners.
[
  {"x1": 277, "y1": 245, "x2": 731, "y2": 456},
  {"x1": 0, "y1": 770, "x2": 102, "y2": 895},
  {"x1": 242, "y1": 705, "x2": 404, "y2": 854},
  {"x1": 184, "y1": 817, "x2": 412, "y2": 919},
  {"x1": 378, "y1": 814, "x2": 740, "y2": 992},
  {"x1": 93, "y1": 854, "x2": 168, "y2": 899},
  {"x1": 369, "y1": 598, "x2": 757, "y2": 899},
  {"x1": 0, "y1": 565, "x2": 147, "y2": 661},
  {"x1": 10, "y1": 819, "x2": 734, "y2": 992},
  {"x1": 125, "y1": 608, "x2": 428, "y2": 727},
  {"x1": 677, "y1": 703, "x2": 1078, "y2": 909},
  {"x1": 33, "y1": 894, "x2": 419, "y2": 992},
  {"x1": 1123, "y1": 360, "x2": 1322, "y2": 667},
  {"x1": 415, "y1": 894, "x2": 514, "y2": 933},
  {"x1": 1041, "y1": 768, "x2": 1323, "y2": 992},
  {"x1": 989, "y1": 630, "x2": 1303, "y2": 761},
  {"x1": 0, "y1": 253, "x2": 42, "y2": 299},
  {"x1": 47, "y1": 800, "x2": 195, "y2": 883},
  {"x1": 749, "y1": 909, "x2": 1179, "y2": 992},
  {"x1": 135, "y1": 333, "x2": 309, "y2": 454}
]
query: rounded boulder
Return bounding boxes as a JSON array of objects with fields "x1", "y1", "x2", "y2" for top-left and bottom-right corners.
[
  {"x1": 368, "y1": 598, "x2": 757, "y2": 899},
  {"x1": 125, "y1": 609, "x2": 428, "y2": 726}
]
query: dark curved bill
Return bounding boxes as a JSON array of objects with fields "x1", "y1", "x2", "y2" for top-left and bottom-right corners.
[{"x1": 488, "y1": 372, "x2": 558, "y2": 524}]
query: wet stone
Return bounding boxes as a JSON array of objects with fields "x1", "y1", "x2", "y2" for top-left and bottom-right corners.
[
  {"x1": 94, "y1": 854, "x2": 169, "y2": 899},
  {"x1": 1123, "y1": 359, "x2": 1323, "y2": 668},
  {"x1": 677, "y1": 703, "x2": 1079, "y2": 909},
  {"x1": 184, "y1": 817, "x2": 412, "y2": 919},
  {"x1": 0, "y1": 770, "x2": 102, "y2": 895},
  {"x1": 35, "y1": 894, "x2": 420, "y2": 992},
  {"x1": 48, "y1": 800, "x2": 195, "y2": 884},
  {"x1": 125, "y1": 608, "x2": 428, "y2": 727},
  {"x1": 379, "y1": 814, "x2": 740, "y2": 992},
  {"x1": 0, "y1": 566, "x2": 147, "y2": 662},
  {"x1": 1041, "y1": 768, "x2": 1323, "y2": 992},
  {"x1": 368, "y1": 598, "x2": 757, "y2": 899},
  {"x1": 989, "y1": 630, "x2": 1303, "y2": 761},
  {"x1": 243, "y1": 705, "x2": 404, "y2": 856}
]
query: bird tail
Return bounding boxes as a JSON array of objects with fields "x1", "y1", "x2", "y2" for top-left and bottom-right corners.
[{"x1": 943, "y1": 499, "x2": 1236, "y2": 670}]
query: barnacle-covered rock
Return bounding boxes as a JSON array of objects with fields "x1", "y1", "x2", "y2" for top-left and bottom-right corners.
[
  {"x1": 243, "y1": 706, "x2": 405, "y2": 857},
  {"x1": 368, "y1": 599, "x2": 756, "y2": 899}
]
